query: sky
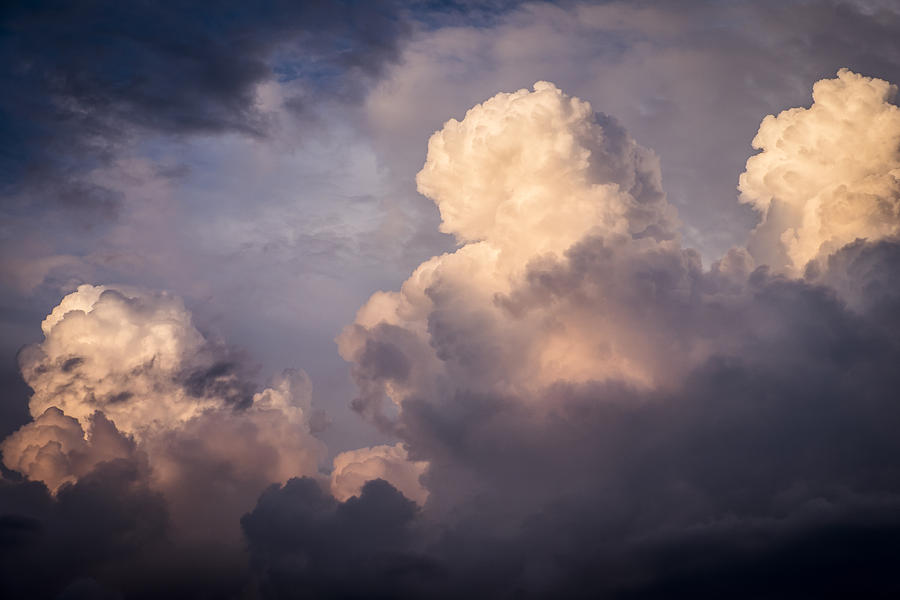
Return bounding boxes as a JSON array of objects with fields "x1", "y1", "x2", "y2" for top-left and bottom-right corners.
[{"x1": 2, "y1": 0, "x2": 900, "y2": 598}]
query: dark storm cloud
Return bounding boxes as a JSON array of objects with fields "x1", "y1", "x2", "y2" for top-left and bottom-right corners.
[{"x1": 0, "y1": 0, "x2": 413, "y2": 212}]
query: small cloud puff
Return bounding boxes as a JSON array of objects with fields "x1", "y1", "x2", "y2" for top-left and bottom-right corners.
[{"x1": 331, "y1": 443, "x2": 429, "y2": 505}]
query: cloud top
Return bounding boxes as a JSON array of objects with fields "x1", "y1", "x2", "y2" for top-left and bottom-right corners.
[
  {"x1": 22, "y1": 285, "x2": 221, "y2": 436},
  {"x1": 740, "y1": 68, "x2": 900, "y2": 272},
  {"x1": 417, "y1": 81, "x2": 676, "y2": 254}
]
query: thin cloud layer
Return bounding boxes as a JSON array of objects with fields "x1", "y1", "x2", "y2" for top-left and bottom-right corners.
[{"x1": 0, "y1": 408, "x2": 135, "y2": 494}]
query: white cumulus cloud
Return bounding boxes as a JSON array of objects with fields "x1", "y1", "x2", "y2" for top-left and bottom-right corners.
[
  {"x1": 740, "y1": 68, "x2": 900, "y2": 273},
  {"x1": 2, "y1": 284, "x2": 325, "y2": 540}
]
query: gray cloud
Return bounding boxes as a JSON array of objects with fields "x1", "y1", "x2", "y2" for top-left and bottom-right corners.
[{"x1": 0, "y1": 0, "x2": 412, "y2": 171}]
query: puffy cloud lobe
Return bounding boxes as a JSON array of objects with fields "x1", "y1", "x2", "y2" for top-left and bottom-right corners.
[
  {"x1": 0, "y1": 408, "x2": 134, "y2": 493},
  {"x1": 809, "y1": 237, "x2": 900, "y2": 325},
  {"x1": 21, "y1": 284, "x2": 220, "y2": 436},
  {"x1": 331, "y1": 443, "x2": 429, "y2": 504},
  {"x1": 0, "y1": 284, "x2": 334, "y2": 594},
  {"x1": 416, "y1": 81, "x2": 676, "y2": 254},
  {"x1": 740, "y1": 69, "x2": 900, "y2": 273}
]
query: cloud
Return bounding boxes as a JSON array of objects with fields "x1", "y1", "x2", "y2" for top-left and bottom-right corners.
[
  {"x1": 416, "y1": 81, "x2": 675, "y2": 251},
  {"x1": 242, "y1": 477, "x2": 430, "y2": 599},
  {"x1": 0, "y1": 408, "x2": 135, "y2": 494},
  {"x1": 331, "y1": 443, "x2": 429, "y2": 504},
  {"x1": 0, "y1": 0, "x2": 414, "y2": 190},
  {"x1": 339, "y1": 81, "x2": 690, "y2": 429},
  {"x1": 342, "y1": 71, "x2": 900, "y2": 426},
  {"x1": 740, "y1": 68, "x2": 900, "y2": 273},
  {"x1": 321, "y1": 241, "x2": 900, "y2": 597},
  {"x1": 2, "y1": 284, "x2": 325, "y2": 545},
  {"x1": 324, "y1": 71, "x2": 900, "y2": 596},
  {"x1": 20, "y1": 284, "x2": 230, "y2": 436}
]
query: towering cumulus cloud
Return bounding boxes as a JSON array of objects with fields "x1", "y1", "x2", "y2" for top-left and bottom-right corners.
[
  {"x1": 338, "y1": 82, "x2": 694, "y2": 428},
  {"x1": 21, "y1": 285, "x2": 225, "y2": 434},
  {"x1": 740, "y1": 69, "x2": 900, "y2": 273},
  {"x1": 2, "y1": 284, "x2": 324, "y2": 541}
]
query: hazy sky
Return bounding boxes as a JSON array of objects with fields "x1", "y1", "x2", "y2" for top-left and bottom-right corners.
[{"x1": 3, "y1": 1, "x2": 900, "y2": 598}]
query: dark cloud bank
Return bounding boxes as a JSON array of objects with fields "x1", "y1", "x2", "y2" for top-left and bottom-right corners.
[
  {"x1": 4, "y1": 3, "x2": 900, "y2": 600},
  {"x1": 0, "y1": 0, "x2": 411, "y2": 217}
]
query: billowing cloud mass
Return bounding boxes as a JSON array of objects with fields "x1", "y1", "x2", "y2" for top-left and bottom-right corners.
[
  {"x1": 339, "y1": 82, "x2": 687, "y2": 421},
  {"x1": 2, "y1": 284, "x2": 328, "y2": 543},
  {"x1": 341, "y1": 72, "x2": 900, "y2": 429},
  {"x1": 6, "y1": 67, "x2": 900, "y2": 598},
  {"x1": 740, "y1": 68, "x2": 900, "y2": 273},
  {"x1": 0, "y1": 408, "x2": 135, "y2": 494},
  {"x1": 416, "y1": 81, "x2": 676, "y2": 252},
  {"x1": 22, "y1": 285, "x2": 224, "y2": 435},
  {"x1": 315, "y1": 70, "x2": 900, "y2": 596}
]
